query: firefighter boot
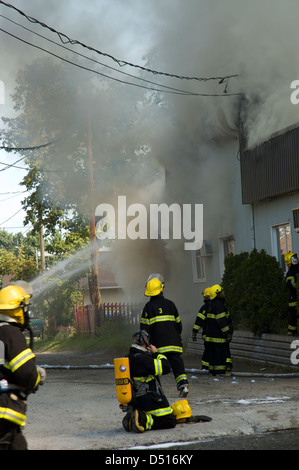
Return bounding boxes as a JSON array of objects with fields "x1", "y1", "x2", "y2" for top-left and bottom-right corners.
[
  {"x1": 122, "y1": 410, "x2": 132, "y2": 432},
  {"x1": 130, "y1": 408, "x2": 145, "y2": 433}
]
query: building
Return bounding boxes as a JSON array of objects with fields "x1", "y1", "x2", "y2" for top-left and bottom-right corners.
[{"x1": 164, "y1": 122, "x2": 299, "y2": 323}]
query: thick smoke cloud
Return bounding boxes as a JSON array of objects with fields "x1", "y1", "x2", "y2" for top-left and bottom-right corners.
[{"x1": 1, "y1": 0, "x2": 299, "y2": 304}]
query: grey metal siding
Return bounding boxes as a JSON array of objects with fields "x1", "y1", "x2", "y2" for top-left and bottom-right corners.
[{"x1": 240, "y1": 124, "x2": 299, "y2": 203}]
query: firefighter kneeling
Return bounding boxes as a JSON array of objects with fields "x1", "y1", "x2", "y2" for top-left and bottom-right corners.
[
  {"x1": 115, "y1": 330, "x2": 211, "y2": 433},
  {"x1": 0, "y1": 281, "x2": 46, "y2": 450}
]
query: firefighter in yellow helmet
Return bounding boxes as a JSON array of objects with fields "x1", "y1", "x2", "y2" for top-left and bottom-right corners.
[
  {"x1": 140, "y1": 274, "x2": 189, "y2": 397},
  {"x1": 0, "y1": 282, "x2": 46, "y2": 450},
  {"x1": 284, "y1": 252, "x2": 299, "y2": 335},
  {"x1": 204, "y1": 284, "x2": 233, "y2": 376},
  {"x1": 192, "y1": 287, "x2": 211, "y2": 370},
  {"x1": 121, "y1": 330, "x2": 212, "y2": 432}
]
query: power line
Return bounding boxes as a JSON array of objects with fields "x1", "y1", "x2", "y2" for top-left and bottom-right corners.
[
  {"x1": 0, "y1": 0, "x2": 239, "y2": 84},
  {"x1": 0, "y1": 190, "x2": 26, "y2": 194},
  {"x1": 0, "y1": 192, "x2": 27, "y2": 203},
  {"x1": 0, "y1": 207, "x2": 23, "y2": 225},
  {"x1": 0, "y1": 140, "x2": 57, "y2": 151},
  {"x1": 0, "y1": 25, "x2": 240, "y2": 97},
  {"x1": 0, "y1": 14, "x2": 212, "y2": 97},
  {"x1": 0, "y1": 159, "x2": 27, "y2": 170}
]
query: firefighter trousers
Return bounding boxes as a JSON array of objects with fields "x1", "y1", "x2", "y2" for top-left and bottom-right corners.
[
  {"x1": 137, "y1": 409, "x2": 177, "y2": 431},
  {"x1": 288, "y1": 306, "x2": 298, "y2": 334},
  {"x1": 205, "y1": 341, "x2": 230, "y2": 375},
  {"x1": 164, "y1": 353, "x2": 188, "y2": 389},
  {"x1": 0, "y1": 419, "x2": 27, "y2": 450}
]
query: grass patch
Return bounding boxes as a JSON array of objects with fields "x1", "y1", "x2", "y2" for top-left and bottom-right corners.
[{"x1": 32, "y1": 322, "x2": 137, "y2": 353}]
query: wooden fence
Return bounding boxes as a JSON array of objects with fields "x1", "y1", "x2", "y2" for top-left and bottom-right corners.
[
  {"x1": 186, "y1": 329, "x2": 299, "y2": 368},
  {"x1": 74, "y1": 302, "x2": 142, "y2": 334}
]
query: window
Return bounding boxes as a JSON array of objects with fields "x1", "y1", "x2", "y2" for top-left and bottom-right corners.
[
  {"x1": 192, "y1": 248, "x2": 206, "y2": 282},
  {"x1": 223, "y1": 237, "x2": 235, "y2": 258},
  {"x1": 271, "y1": 223, "x2": 291, "y2": 270},
  {"x1": 293, "y1": 208, "x2": 299, "y2": 233},
  {"x1": 219, "y1": 236, "x2": 234, "y2": 276}
]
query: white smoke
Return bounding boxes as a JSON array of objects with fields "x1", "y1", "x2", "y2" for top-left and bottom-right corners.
[{"x1": 1, "y1": 0, "x2": 299, "y2": 302}]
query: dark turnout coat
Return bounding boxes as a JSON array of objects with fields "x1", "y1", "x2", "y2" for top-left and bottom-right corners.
[{"x1": 140, "y1": 295, "x2": 183, "y2": 354}]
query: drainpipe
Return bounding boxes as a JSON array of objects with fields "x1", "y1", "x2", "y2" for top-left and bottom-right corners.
[{"x1": 251, "y1": 203, "x2": 256, "y2": 249}]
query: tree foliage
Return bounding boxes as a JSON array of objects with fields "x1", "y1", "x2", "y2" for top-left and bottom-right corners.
[
  {"x1": 0, "y1": 57, "x2": 159, "y2": 237},
  {"x1": 222, "y1": 249, "x2": 289, "y2": 335},
  {"x1": 0, "y1": 229, "x2": 39, "y2": 282}
]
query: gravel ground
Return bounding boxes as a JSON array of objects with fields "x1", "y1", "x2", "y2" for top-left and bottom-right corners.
[{"x1": 23, "y1": 350, "x2": 299, "y2": 451}]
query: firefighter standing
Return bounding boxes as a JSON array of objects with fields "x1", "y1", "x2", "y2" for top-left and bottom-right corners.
[
  {"x1": 192, "y1": 287, "x2": 211, "y2": 370},
  {"x1": 285, "y1": 252, "x2": 299, "y2": 335},
  {"x1": 122, "y1": 330, "x2": 177, "y2": 433},
  {"x1": 204, "y1": 284, "x2": 233, "y2": 376},
  {"x1": 0, "y1": 281, "x2": 46, "y2": 450},
  {"x1": 140, "y1": 274, "x2": 189, "y2": 396}
]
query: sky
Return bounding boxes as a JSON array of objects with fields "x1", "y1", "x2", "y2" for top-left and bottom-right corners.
[{"x1": 1, "y1": 0, "x2": 299, "y2": 241}]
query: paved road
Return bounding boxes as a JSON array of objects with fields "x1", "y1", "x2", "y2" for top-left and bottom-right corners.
[
  {"x1": 172, "y1": 428, "x2": 299, "y2": 450},
  {"x1": 24, "y1": 351, "x2": 299, "y2": 451}
]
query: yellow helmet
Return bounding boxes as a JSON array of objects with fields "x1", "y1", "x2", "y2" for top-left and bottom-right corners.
[
  {"x1": 210, "y1": 284, "x2": 223, "y2": 300},
  {"x1": 146, "y1": 273, "x2": 165, "y2": 287},
  {"x1": 171, "y1": 400, "x2": 192, "y2": 422},
  {"x1": 144, "y1": 278, "x2": 163, "y2": 297},
  {"x1": 284, "y1": 251, "x2": 298, "y2": 268},
  {"x1": 202, "y1": 287, "x2": 211, "y2": 300},
  {"x1": 0, "y1": 283, "x2": 32, "y2": 325}
]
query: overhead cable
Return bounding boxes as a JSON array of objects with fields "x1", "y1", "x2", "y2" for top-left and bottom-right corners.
[
  {"x1": 0, "y1": 14, "x2": 211, "y2": 97},
  {"x1": 0, "y1": 26, "x2": 240, "y2": 97},
  {"x1": 0, "y1": 0, "x2": 239, "y2": 84}
]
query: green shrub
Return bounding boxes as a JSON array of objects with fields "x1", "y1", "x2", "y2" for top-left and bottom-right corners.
[{"x1": 222, "y1": 249, "x2": 289, "y2": 335}]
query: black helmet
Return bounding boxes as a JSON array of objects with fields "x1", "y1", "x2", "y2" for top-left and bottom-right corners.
[{"x1": 132, "y1": 330, "x2": 151, "y2": 347}]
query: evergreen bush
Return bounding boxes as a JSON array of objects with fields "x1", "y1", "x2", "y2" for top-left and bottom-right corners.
[{"x1": 222, "y1": 249, "x2": 289, "y2": 335}]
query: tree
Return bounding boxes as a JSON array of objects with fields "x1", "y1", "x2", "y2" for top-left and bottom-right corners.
[
  {"x1": 0, "y1": 57, "x2": 158, "y2": 322},
  {"x1": 0, "y1": 244, "x2": 38, "y2": 282},
  {"x1": 222, "y1": 249, "x2": 289, "y2": 335}
]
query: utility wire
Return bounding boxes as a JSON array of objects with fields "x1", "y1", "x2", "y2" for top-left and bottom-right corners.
[
  {"x1": 0, "y1": 0, "x2": 239, "y2": 84},
  {"x1": 0, "y1": 207, "x2": 23, "y2": 225},
  {"x1": 0, "y1": 190, "x2": 26, "y2": 194},
  {"x1": 0, "y1": 140, "x2": 57, "y2": 151},
  {"x1": 0, "y1": 14, "x2": 209, "y2": 96},
  {"x1": 0, "y1": 154, "x2": 26, "y2": 172},
  {"x1": 0, "y1": 26, "x2": 240, "y2": 97},
  {"x1": 0, "y1": 159, "x2": 27, "y2": 170},
  {"x1": 0, "y1": 192, "x2": 26, "y2": 203}
]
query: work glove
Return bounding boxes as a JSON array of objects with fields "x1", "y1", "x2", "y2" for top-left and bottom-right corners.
[
  {"x1": 37, "y1": 366, "x2": 46, "y2": 385},
  {"x1": 192, "y1": 333, "x2": 197, "y2": 342}
]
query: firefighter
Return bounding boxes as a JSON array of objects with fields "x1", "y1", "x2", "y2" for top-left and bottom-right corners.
[
  {"x1": 192, "y1": 287, "x2": 211, "y2": 370},
  {"x1": 204, "y1": 284, "x2": 233, "y2": 376},
  {"x1": 285, "y1": 252, "x2": 299, "y2": 335},
  {"x1": 0, "y1": 281, "x2": 46, "y2": 450},
  {"x1": 140, "y1": 275, "x2": 189, "y2": 397},
  {"x1": 122, "y1": 330, "x2": 177, "y2": 433}
]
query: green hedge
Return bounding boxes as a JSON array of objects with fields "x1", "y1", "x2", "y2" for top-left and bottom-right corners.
[{"x1": 221, "y1": 249, "x2": 289, "y2": 336}]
